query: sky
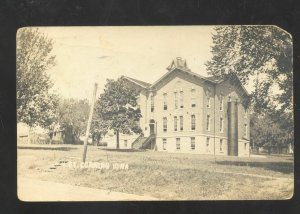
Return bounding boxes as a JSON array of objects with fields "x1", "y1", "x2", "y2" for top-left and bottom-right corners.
[{"x1": 38, "y1": 26, "x2": 255, "y2": 101}]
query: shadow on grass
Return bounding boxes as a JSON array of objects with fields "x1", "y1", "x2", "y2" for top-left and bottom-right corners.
[
  {"x1": 215, "y1": 160, "x2": 294, "y2": 174},
  {"x1": 17, "y1": 146, "x2": 78, "y2": 151},
  {"x1": 98, "y1": 148, "x2": 146, "y2": 152}
]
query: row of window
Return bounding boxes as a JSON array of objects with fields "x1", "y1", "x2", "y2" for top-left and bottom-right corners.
[
  {"x1": 162, "y1": 138, "x2": 248, "y2": 151},
  {"x1": 162, "y1": 116, "x2": 248, "y2": 137},
  {"x1": 150, "y1": 91, "x2": 224, "y2": 112},
  {"x1": 162, "y1": 115, "x2": 224, "y2": 132},
  {"x1": 205, "y1": 90, "x2": 224, "y2": 110},
  {"x1": 127, "y1": 136, "x2": 247, "y2": 151},
  {"x1": 162, "y1": 137, "x2": 224, "y2": 151}
]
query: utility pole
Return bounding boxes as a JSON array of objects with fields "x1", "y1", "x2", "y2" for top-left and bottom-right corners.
[
  {"x1": 213, "y1": 85, "x2": 216, "y2": 163},
  {"x1": 82, "y1": 83, "x2": 98, "y2": 163}
]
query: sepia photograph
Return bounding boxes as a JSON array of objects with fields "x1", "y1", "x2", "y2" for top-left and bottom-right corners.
[{"x1": 16, "y1": 26, "x2": 293, "y2": 201}]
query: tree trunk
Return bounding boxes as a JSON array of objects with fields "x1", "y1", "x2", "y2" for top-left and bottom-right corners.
[
  {"x1": 28, "y1": 126, "x2": 32, "y2": 144},
  {"x1": 92, "y1": 134, "x2": 95, "y2": 146},
  {"x1": 49, "y1": 131, "x2": 52, "y2": 145},
  {"x1": 116, "y1": 130, "x2": 119, "y2": 149}
]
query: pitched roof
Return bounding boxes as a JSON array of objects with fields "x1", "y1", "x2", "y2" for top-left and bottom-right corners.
[
  {"x1": 124, "y1": 58, "x2": 249, "y2": 98},
  {"x1": 152, "y1": 58, "x2": 250, "y2": 97},
  {"x1": 122, "y1": 76, "x2": 151, "y2": 89},
  {"x1": 206, "y1": 76, "x2": 223, "y2": 82},
  {"x1": 150, "y1": 67, "x2": 217, "y2": 89}
]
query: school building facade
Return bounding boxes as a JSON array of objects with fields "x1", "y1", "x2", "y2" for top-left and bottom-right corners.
[{"x1": 114, "y1": 57, "x2": 250, "y2": 156}]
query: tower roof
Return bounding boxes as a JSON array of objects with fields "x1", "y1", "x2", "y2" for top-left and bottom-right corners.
[{"x1": 167, "y1": 57, "x2": 189, "y2": 71}]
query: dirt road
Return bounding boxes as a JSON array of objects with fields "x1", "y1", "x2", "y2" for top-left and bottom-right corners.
[{"x1": 18, "y1": 177, "x2": 158, "y2": 201}]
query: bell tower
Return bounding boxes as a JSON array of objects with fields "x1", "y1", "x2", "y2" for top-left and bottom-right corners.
[{"x1": 167, "y1": 57, "x2": 189, "y2": 71}]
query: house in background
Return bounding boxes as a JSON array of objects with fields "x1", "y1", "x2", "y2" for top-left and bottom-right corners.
[
  {"x1": 17, "y1": 122, "x2": 49, "y2": 144},
  {"x1": 112, "y1": 57, "x2": 250, "y2": 156},
  {"x1": 49, "y1": 123, "x2": 64, "y2": 144},
  {"x1": 105, "y1": 130, "x2": 139, "y2": 149}
]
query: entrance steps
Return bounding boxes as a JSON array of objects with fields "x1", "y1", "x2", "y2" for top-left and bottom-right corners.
[{"x1": 132, "y1": 134, "x2": 156, "y2": 150}]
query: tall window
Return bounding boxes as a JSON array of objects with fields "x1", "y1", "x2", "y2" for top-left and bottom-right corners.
[
  {"x1": 220, "y1": 117, "x2": 223, "y2": 133},
  {"x1": 163, "y1": 93, "x2": 168, "y2": 110},
  {"x1": 191, "y1": 115, "x2": 196, "y2": 130},
  {"x1": 174, "y1": 116, "x2": 178, "y2": 131},
  {"x1": 220, "y1": 139, "x2": 223, "y2": 151},
  {"x1": 180, "y1": 91, "x2": 184, "y2": 108},
  {"x1": 244, "y1": 142, "x2": 247, "y2": 150},
  {"x1": 174, "y1": 92, "x2": 178, "y2": 109},
  {"x1": 124, "y1": 140, "x2": 128, "y2": 148},
  {"x1": 191, "y1": 89, "x2": 196, "y2": 107},
  {"x1": 180, "y1": 116, "x2": 183, "y2": 131},
  {"x1": 163, "y1": 117, "x2": 167, "y2": 132},
  {"x1": 163, "y1": 139, "x2": 167, "y2": 150},
  {"x1": 176, "y1": 138, "x2": 180, "y2": 150},
  {"x1": 206, "y1": 115, "x2": 210, "y2": 131},
  {"x1": 150, "y1": 95, "x2": 154, "y2": 112},
  {"x1": 220, "y1": 94, "x2": 223, "y2": 111},
  {"x1": 206, "y1": 137, "x2": 210, "y2": 148},
  {"x1": 207, "y1": 90, "x2": 211, "y2": 108},
  {"x1": 244, "y1": 124, "x2": 248, "y2": 137},
  {"x1": 191, "y1": 137, "x2": 195, "y2": 150}
]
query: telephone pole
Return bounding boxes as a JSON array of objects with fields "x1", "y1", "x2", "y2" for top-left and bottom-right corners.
[{"x1": 82, "y1": 83, "x2": 98, "y2": 162}]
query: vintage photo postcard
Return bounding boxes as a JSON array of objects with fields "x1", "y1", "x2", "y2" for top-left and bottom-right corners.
[{"x1": 17, "y1": 26, "x2": 293, "y2": 201}]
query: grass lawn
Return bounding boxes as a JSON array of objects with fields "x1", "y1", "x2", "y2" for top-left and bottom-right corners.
[{"x1": 17, "y1": 144, "x2": 294, "y2": 200}]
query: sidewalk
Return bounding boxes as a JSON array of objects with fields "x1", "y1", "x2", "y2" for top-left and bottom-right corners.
[{"x1": 18, "y1": 177, "x2": 158, "y2": 201}]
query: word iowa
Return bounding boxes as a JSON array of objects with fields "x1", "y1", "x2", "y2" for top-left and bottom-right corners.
[{"x1": 64, "y1": 161, "x2": 129, "y2": 170}]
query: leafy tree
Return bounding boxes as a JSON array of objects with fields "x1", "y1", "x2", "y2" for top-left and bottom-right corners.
[
  {"x1": 206, "y1": 26, "x2": 292, "y2": 113},
  {"x1": 57, "y1": 98, "x2": 90, "y2": 144},
  {"x1": 91, "y1": 114, "x2": 108, "y2": 146},
  {"x1": 17, "y1": 28, "x2": 58, "y2": 129},
  {"x1": 207, "y1": 26, "x2": 294, "y2": 153},
  {"x1": 95, "y1": 77, "x2": 142, "y2": 149},
  {"x1": 250, "y1": 112, "x2": 292, "y2": 154},
  {"x1": 269, "y1": 109, "x2": 294, "y2": 153}
]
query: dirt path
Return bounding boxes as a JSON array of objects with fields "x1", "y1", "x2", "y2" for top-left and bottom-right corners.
[{"x1": 18, "y1": 177, "x2": 158, "y2": 201}]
